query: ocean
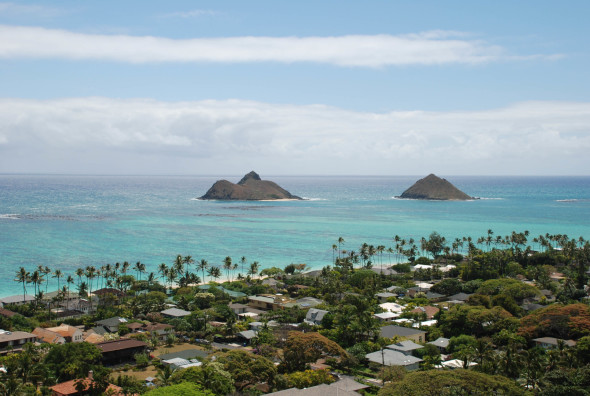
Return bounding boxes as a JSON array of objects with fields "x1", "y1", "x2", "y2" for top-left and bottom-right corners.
[{"x1": 1, "y1": 174, "x2": 590, "y2": 298}]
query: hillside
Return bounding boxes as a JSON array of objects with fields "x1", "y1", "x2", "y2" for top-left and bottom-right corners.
[
  {"x1": 399, "y1": 174, "x2": 473, "y2": 200},
  {"x1": 200, "y1": 171, "x2": 302, "y2": 200}
]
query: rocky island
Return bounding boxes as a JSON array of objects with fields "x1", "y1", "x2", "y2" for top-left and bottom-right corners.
[
  {"x1": 200, "y1": 171, "x2": 302, "y2": 201},
  {"x1": 399, "y1": 174, "x2": 473, "y2": 200}
]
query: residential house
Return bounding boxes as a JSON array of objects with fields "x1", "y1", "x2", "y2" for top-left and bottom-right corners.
[
  {"x1": 266, "y1": 378, "x2": 368, "y2": 396},
  {"x1": 95, "y1": 317, "x2": 128, "y2": 333},
  {"x1": 237, "y1": 330, "x2": 258, "y2": 345},
  {"x1": 58, "y1": 298, "x2": 95, "y2": 314},
  {"x1": 428, "y1": 337, "x2": 450, "y2": 353},
  {"x1": 46, "y1": 325, "x2": 84, "y2": 343},
  {"x1": 410, "y1": 306, "x2": 440, "y2": 320},
  {"x1": 305, "y1": 308, "x2": 329, "y2": 326},
  {"x1": 32, "y1": 327, "x2": 66, "y2": 345},
  {"x1": 248, "y1": 295, "x2": 292, "y2": 311},
  {"x1": 374, "y1": 312, "x2": 399, "y2": 322},
  {"x1": 379, "y1": 302, "x2": 405, "y2": 314},
  {"x1": 50, "y1": 371, "x2": 125, "y2": 396},
  {"x1": 0, "y1": 294, "x2": 35, "y2": 307},
  {"x1": 0, "y1": 330, "x2": 37, "y2": 354},
  {"x1": 160, "y1": 307, "x2": 191, "y2": 318},
  {"x1": 365, "y1": 349, "x2": 423, "y2": 370},
  {"x1": 96, "y1": 339, "x2": 148, "y2": 365},
  {"x1": 375, "y1": 292, "x2": 397, "y2": 303},
  {"x1": 290, "y1": 296, "x2": 325, "y2": 308},
  {"x1": 533, "y1": 337, "x2": 577, "y2": 349},
  {"x1": 387, "y1": 340, "x2": 424, "y2": 356},
  {"x1": 379, "y1": 325, "x2": 427, "y2": 343},
  {"x1": 161, "y1": 357, "x2": 202, "y2": 370},
  {"x1": 0, "y1": 307, "x2": 17, "y2": 319}
]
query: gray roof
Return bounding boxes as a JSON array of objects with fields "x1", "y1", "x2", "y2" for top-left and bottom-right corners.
[
  {"x1": 96, "y1": 317, "x2": 128, "y2": 328},
  {"x1": 428, "y1": 337, "x2": 450, "y2": 348},
  {"x1": 376, "y1": 292, "x2": 397, "y2": 299},
  {"x1": 387, "y1": 340, "x2": 424, "y2": 352},
  {"x1": 365, "y1": 349, "x2": 423, "y2": 366},
  {"x1": 305, "y1": 308, "x2": 329, "y2": 324},
  {"x1": 160, "y1": 308, "x2": 191, "y2": 317},
  {"x1": 0, "y1": 294, "x2": 35, "y2": 304},
  {"x1": 447, "y1": 292, "x2": 473, "y2": 301},
  {"x1": 90, "y1": 326, "x2": 108, "y2": 335},
  {"x1": 380, "y1": 325, "x2": 426, "y2": 339},
  {"x1": 159, "y1": 349, "x2": 209, "y2": 361},
  {"x1": 330, "y1": 377, "x2": 369, "y2": 391},
  {"x1": 425, "y1": 291, "x2": 445, "y2": 299},
  {"x1": 266, "y1": 384, "x2": 360, "y2": 396},
  {"x1": 295, "y1": 297, "x2": 324, "y2": 308},
  {"x1": 237, "y1": 330, "x2": 257, "y2": 340},
  {"x1": 533, "y1": 337, "x2": 577, "y2": 347},
  {"x1": 369, "y1": 268, "x2": 398, "y2": 276}
]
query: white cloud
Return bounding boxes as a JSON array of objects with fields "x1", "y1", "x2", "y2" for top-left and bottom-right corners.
[
  {"x1": 160, "y1": 9, "x2": 219, "y2": 18},
  {"x1": 0, "y1": 98, "x2": 589, "y2": 175},
  {"x1": 0, "y1": 2, "x2": 62, "y2": 17},
  {"x1": 0, "y1": 25, "x2": 554, "y2": 66}
]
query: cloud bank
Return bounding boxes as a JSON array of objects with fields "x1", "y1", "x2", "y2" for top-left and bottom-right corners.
[
  {"x1": 0, "y1": 98, "x2": 588, "y2": 175},
  {"x1": 0, "y1": 25, "x2": 550, "y2": 66}
]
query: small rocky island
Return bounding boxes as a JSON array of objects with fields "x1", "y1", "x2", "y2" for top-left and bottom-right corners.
[
  {"x1": 200, "y1": 171, "x2": 302, "y2": 201},
  {"x1": 399, "y1": 174, "x2": 473, "y2": 200}
]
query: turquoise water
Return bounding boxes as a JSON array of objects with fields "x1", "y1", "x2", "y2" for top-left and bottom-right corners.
[{"x1": 1, "y1": 175, "x2": 590, "y2": 298}]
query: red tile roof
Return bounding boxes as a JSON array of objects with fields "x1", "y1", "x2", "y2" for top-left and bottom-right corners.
[{"x1": 51, "y1": 378, "x2": 124, "y2": 396}]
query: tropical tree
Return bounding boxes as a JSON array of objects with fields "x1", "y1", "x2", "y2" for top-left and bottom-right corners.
[
  {"x1": 198, "y1": 259, "x2": 209, "y2": 284},
  {"x1": 223, "y1": 257, "x2": 233, "y2": 282},
  {"x1": 248, "y1": 261, "x2": 260, "y2": 278},
  {"x1": 52, "y1": 269, "x2": 63, "y2": 293},
  {"x1": 207, "y1": 266, "x2": 221, "y2": 283},
  {"x1": 14, "y1": 267, "x2": 30, "y2": 303}
]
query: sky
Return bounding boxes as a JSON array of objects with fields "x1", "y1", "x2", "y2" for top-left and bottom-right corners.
[{"x1": 0, "y1": 1, "x2": 589, "y2": 176}]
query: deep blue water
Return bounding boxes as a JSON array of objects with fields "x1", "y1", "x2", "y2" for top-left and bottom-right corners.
[{"x1": 1, "y1": 174, "x2": 590, "y2": 298}]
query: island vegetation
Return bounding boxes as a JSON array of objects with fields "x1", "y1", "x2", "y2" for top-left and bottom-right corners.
[{"x1": 1, "y1": 230, "x2": 589, "y2": 395}]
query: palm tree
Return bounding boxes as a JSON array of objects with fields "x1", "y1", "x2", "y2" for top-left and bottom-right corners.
[
  {"x1": 248, "y1": 261, "x2": 260, "y2": 278},
  {"x1": 134, "y1": 261, "x2": 143, "y2": 281},
  {"x1": 121, "y1": 261, "x2": 130, "y2": 277},
  {"x1": 223, "y1": 256, "x2": 233, "y2": 282},
  {"x1": 52, "y1": 269, "x2": 63, "y2": 293},
  {"x1": 207, "y1": 266, "x2": 221, "y2": 283},
  {"x1": 15, "y1": 267, "x2": 30, "y2": 303},
  {"x1": 173, "y1": 255, "x2": 184, "y2": 277},
  {"x1": 183, "y1": 255, "x2": 194, "y2": 276},
  {"x1": 75, "y1": 267, "x2": 84, "y2": 293},
  {"x1": 338, "y1": 237, "x2": 345, "y2": 259},
  {"x1": 30, "y1": 270, "x2": 41, "y2": 298},
  {"x1": 158, "y1": 262, "x2": 168, "y2": 280},
  {"x1": 240, "y1": 256, "x2": 247, "y2": 276},
  {"x1": 66, "y1": 275, "x2": 74, "y2": 309},
  {"x1": 41, "y1": 265, "x2": 51, "y2": 293},
  {"x1": 198, "y1": 259, "x2": 209, "y2": 284}
]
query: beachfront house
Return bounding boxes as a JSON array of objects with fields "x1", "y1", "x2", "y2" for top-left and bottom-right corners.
[{"x1": 0, "y1": 294, "x2": 35, "y2": 307}]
